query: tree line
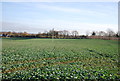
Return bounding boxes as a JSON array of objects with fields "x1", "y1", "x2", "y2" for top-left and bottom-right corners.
[
  {"x1": 0, "y1": 29, "x2": 83, "y2": 39},
  {"x1": 91, "y1": 29, "x2": 119, "y2": 37},
  {"x1": 0, "y1": 29, "x2": 119, "y2": 39}
]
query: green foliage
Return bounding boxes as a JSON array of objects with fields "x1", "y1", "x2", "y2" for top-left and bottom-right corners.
[{"x1": 2, "y1": 38, "x2": 120, "y2": 80}]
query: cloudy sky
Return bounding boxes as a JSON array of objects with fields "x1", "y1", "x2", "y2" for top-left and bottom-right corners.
[{"x1": 1, "y1": 2, "x2": 118, "y2": 35}]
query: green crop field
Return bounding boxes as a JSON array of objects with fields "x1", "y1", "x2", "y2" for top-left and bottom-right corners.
[{"x1": 1, "y1": 38, "x2": 120, "y2": 80}]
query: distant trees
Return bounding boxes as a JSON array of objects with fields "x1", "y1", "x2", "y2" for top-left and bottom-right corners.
[
  {"x1": 63, "y1": 30, "x2": 69, "y2": 36},
  {"x1": 1, "y1": 28, "x2": 119, "y2": 40},
  {"x1": 72, "y1": 31, "x2": 79, "y2": 37},
  {"x1": 86, "y1": 31, "x2": 90, "y2": 36},
  {"x1": 89, "y1": 29, "x2": 119, "y2": 40},
  {"x1": 115, "y1": 32, "x2": 120, "y2": 37},
  {"x1": 91, "y1": 31, "x2": 96, "y2": 36},
  {"x1": 90, "y1": 29, "x2": 119, "y2": 37},
  {"x1": 0, "y1": 30, "x2": 80, "y2": 39},
  {"x1": 106, "y1": 29, "x2": 115, "y2": 37},
  {"x1": 98, "y1": 31, "x2": 106, "y2": 36}
]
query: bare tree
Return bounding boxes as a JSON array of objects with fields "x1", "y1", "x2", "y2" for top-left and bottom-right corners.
[
  {"x1": 86, "y1": 31, "x2": 90, "y2": 36},
  {"x1": 98, "y1": 31, "x2": 106, "y2": 36},
  {"x1": 72, "y1": 30, "x2": 79, "y2": 37},
  {"x1": 106, "y1": 29, "x2": 115, "y2": 37},
  {"x1": 58, "y1": 31, "x2": 63, "y2": 35},
  {"x1": 57, "y1": 31, "x2": 64, "y2": 38},
  {"x1": 44, "y1": 31, "x2": 48, "y2": 34},
  {"x1": 63, "y1": 30, "x2": 70, "y2": 38},
  {"x1": 22, "y1": 32, "x2": 28, "y2": 37},
  {"x1": 63, "y1": 30, "x2": 69, "y2": 35}
]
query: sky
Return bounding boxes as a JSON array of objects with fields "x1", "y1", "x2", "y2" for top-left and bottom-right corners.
[{"x1": 1, "y1": 2, "x2": 118, "y2": 35}]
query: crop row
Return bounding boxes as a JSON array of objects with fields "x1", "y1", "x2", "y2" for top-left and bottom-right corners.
[{"x1": 2, "y1": 38, "x2": 119, "y2": 80}]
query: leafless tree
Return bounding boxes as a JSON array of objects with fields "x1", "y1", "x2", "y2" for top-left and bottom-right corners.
[
  {"x1": 58, "y1": 31, "x2": 63, "y2": 35},
  {"x1": 63, "y1": 30, "x2": 69, "y2": 36},
  {"x1": 106, "y1": 29, "x2": 115, "y2": 37},
  {"x1": 72, "y1": 30, "x2": 79, "y2": 37},
  {"x1": 86, "y1": 31, "x2": 90, "y2": 36},
  {"x1": 98, "y1": 31, "x2": 106, "y2": 36}
]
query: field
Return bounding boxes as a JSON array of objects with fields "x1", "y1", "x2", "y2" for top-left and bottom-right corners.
[{"x1": 1, "y1": 38, "x2": 120, "y2": 80}]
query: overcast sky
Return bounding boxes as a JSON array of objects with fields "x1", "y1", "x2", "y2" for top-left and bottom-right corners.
[{"x1": 1, "y1": 2, "x2": 118, "y2": 35}]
